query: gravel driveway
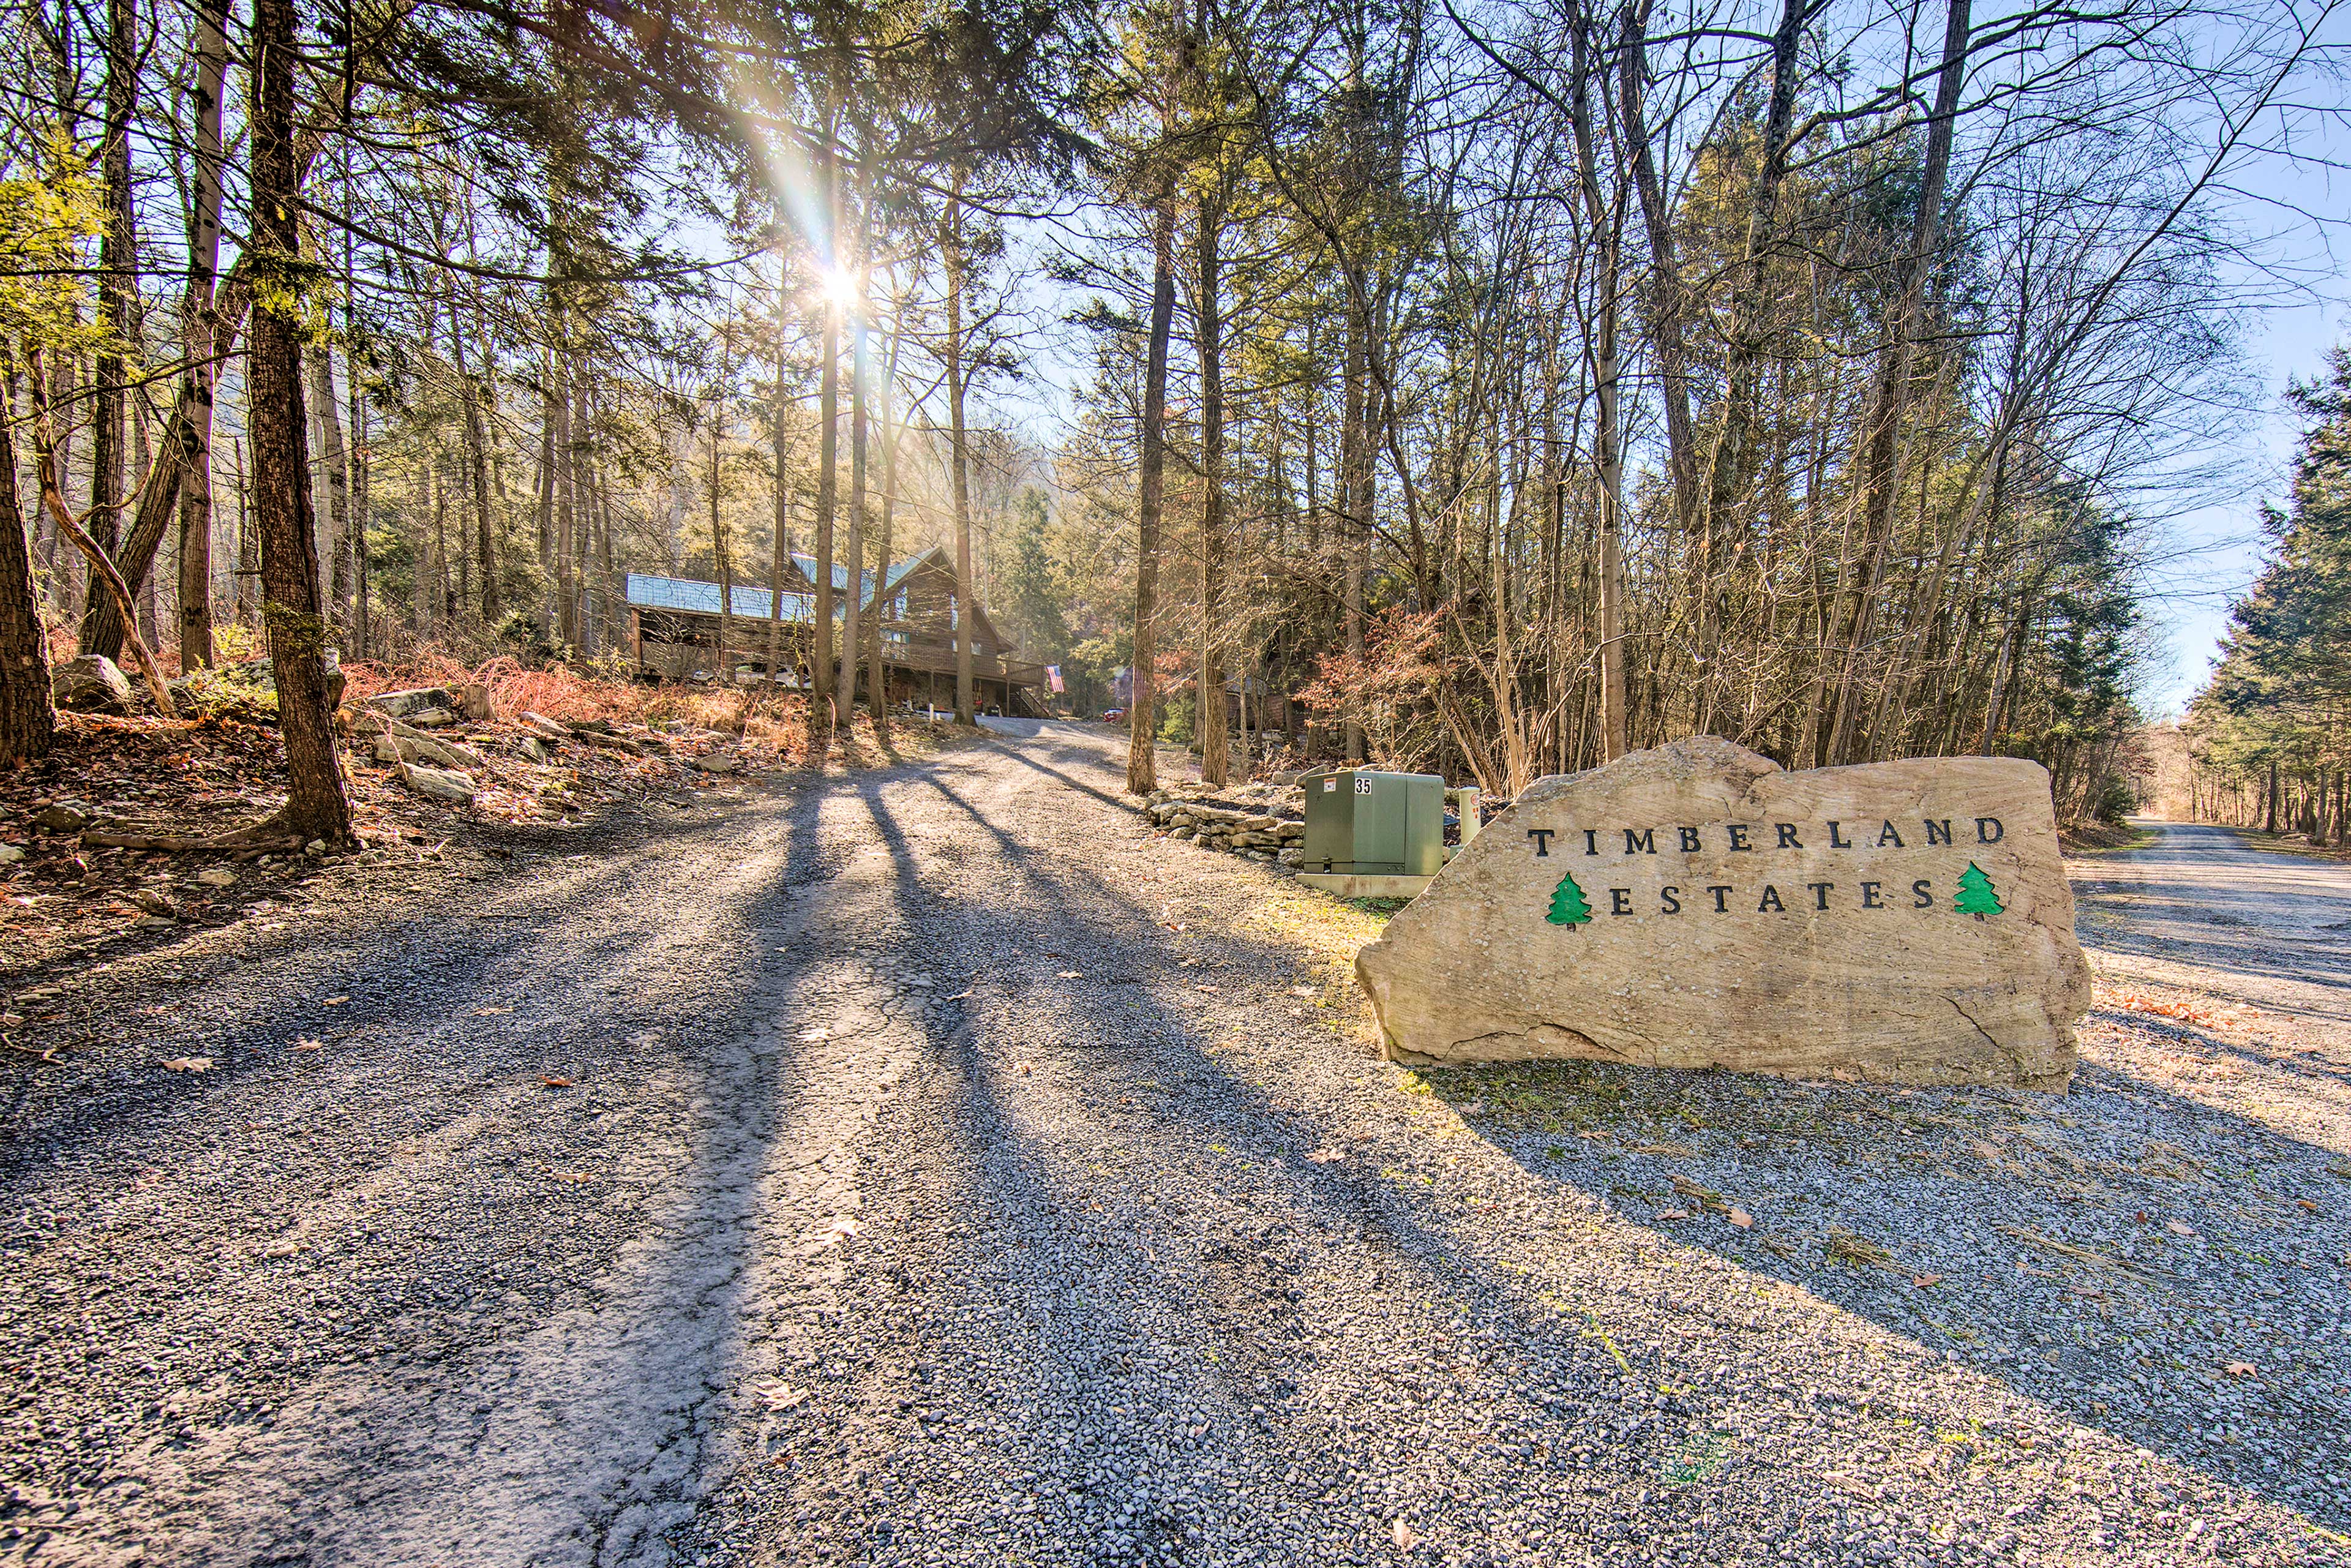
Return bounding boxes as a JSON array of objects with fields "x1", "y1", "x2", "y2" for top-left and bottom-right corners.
[{"x1": 3, "y1": 734, "x2": 2344, "y2": 1566}]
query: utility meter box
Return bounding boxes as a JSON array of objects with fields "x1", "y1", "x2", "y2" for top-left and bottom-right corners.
[{"x1": 1301, "y1": 769, "x2": 1447, "y2": 877}]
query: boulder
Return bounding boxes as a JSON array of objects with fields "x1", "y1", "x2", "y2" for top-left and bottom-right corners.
[
  {"x1": 519, "y1": 711, "x2": 572, "y2": 742},
  {"x1": 194, "y1": 866, "x2": 236, "y2": 887},
  {"x1": 689, "y1": 749, "x2": 740, "y2": 775},
  {"x1": 516, "y1": 735, "x2": 553, "y2": 763},
  {"x1": 33, "y1": 804, "x2": 90, "y2": 833},
  {"x1": 369, "y1": 686, "x2": 456, "y2": 719},
  {"x1": 1353, "y1": 737, "x2": 2090, "y2": 1089},
  {"x1": 373, "y1": 730, "x2": 485, "y2": 771},
  {"x1": 51, "y1": 655, "x2": 133, "y2": 713},
  {"x1": 398, "y1": 761, "x2": 477, "y2": 806},
  {"x1": 0, "y1": 844, "x2": 24, "y2": 866}
]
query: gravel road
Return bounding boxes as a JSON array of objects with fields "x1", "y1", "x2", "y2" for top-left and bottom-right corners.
[{"x1": 4, "y1": 735, "x2": 2345, "y2": 1567}]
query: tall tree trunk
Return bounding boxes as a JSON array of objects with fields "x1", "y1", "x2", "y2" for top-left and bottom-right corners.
[
  {"x1": 233, "y1": 435, "x2": 255, "y2": 623},
  {"x1": 1695, "y1": 0, "x2": 1807, "y2": 694},
  {"x1": 342, "y1": 210, "x2": 369, "y2": 658},
  {"x1": 812, "y1": 277, "x2": 839, "y2": 730},
  {"x1": 866, "y1": 316, "x2": 899, "y2": 737},
  {"x1": 176, "y1": 0, "x2": 228, "y2": 670},
  {"x1": 1340, "y1": 264, "x2": 1368, "y2": 763},
  {"x1": 409, "y1": 446, "x2": 432, "y2": 630},
  {"x1": 557, "y1": 364, "x2": 579, "y2": 647},
  {"x1": 25, "y1": 350, "x2": 175, "y2": 713},
  {"x1": 1618, "y1": 0, "x2": 1695, "y2": 535},
  {"x1": 944, "y1": 184, "x2": 977, "y2": 726},
  {"x1": 839, "y1": 158, "x2": 871, "y2": 719},
  {"x1": 1826, "y1": 0, "x2": 1971, "y2": 764},
  {"x1": 534, "y1": 357, "x2": 557, "y2": 629},
  {"x1": 39, "y1": 350, "x2": 75, "y2": 625},
  {"x1": 0, "y1": 364, "x2": 55, "y2": 764},
  {"x1": 1619, "y1": 0, "x2": 1702, "y2": 728},
  {"x1": 769, "y1": 256, "x2": 791, "y2": 685},
  {"x1": 247, "y1": 0, "x2": 350, "y2": 840},
  {"x1": 79, "y1": 0, "x2": 135, "y2": 658},
  {"x1": 1196, "y1": 189, "x2": 1229, "y2": 786},
  {"x1": 306, "y1": 345, "x2": 351, "y2": 628},
  {"x1": 1572, "y1": 2, "x2": 1629, "y2": 759},
  {"x1": 1127, "y1": 183, "x2": 1178, "y2": 795},
  {"x1": 448, "y1": 294, "x2": 500, "y2": 623},
  {"x1": 710, "y1": 392, "x2": 731, "y2": 680}
]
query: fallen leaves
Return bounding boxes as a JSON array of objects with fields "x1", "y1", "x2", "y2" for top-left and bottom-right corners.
[
  {"x1": 472, "y1": 1005, "x2": 513, "y2": 1016},
  {"x1": 291, "y1": 1038, "x2": 323, "y2": 1051},
  {"x1": 1912, "y1": 1272, "x2": 1944, "y2": 1288},
  {"x1": 541, "y1": 1075, "x2": 571, "y2": 1089},
  {"x1": 2225, "y1": 1361, "x2": 2258, "y2": 1379},
  {"x1": 321, "y1": 995, "x2": 348, "y2": 1007},
  {"x1": 2167, "y1": 1219, "x2": 2197, "y2": 1237},
  {"x1": 1304, "y1": 1147, "x2": 1346, "y2": 1164},
  {"x1": 812, "y1": 1217, "x2": 861, "y2": 1247},
  {"x1": 162, "y1": 1056, "x2": 213, "y2": 1073},
  {"x1": 2113, "y1": 992, "x2": 2216, "y2": 1027},
  {"x1": 750, "y1": 1379, "x2": 809, "y2": 1411},
  {"x1": 1392, "y1": 1518, "x2": 1422, "y2": 1551},
  {"x1": 1727, "y1": 1207, "x2": 1753, "y2": 1228}
]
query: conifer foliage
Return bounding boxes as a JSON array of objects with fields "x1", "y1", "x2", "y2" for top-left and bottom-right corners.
[{"x1": 2189, "y1": 350, "x2": 2351, "y2": 844}]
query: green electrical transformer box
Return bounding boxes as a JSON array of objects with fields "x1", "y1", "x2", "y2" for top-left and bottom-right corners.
[{"x1": 1300, "y1": 769, "x2": 1447, "y2": 877}]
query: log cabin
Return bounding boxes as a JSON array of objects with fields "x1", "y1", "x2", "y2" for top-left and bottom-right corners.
[{"x1": 624, "y1": 544, "x2": 1049, "y2": 715}]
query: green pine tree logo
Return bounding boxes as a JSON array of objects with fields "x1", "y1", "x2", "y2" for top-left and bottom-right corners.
[
  {"x1": 1547, "y1": 872, "x2": 1593, "y2": 928},
  {"x1": 1954, "y1": 862, "x2": 2004, "y2": 918}
]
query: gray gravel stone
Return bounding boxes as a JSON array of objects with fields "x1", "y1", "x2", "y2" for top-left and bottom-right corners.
[{"x1": 0, "y1": 729, "x2": 2342, "y2": 1567}]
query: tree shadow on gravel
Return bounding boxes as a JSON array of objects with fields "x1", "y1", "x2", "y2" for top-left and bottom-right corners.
[
  {"x1": 831, "y1": 772, "x2": 1733, "y2": 1564},
  {"x1": 807, "y1": 759, "x2": 2351, "y2": 1566},
  {"x1": 1404, "y1": 1043, "x2": 2351, "y2": 1532},
  {"x1": 0, "y1": 775, "x2": 879, "y2": 1561}
]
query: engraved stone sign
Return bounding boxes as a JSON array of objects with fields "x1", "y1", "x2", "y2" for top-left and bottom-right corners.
[{"x1": 1353, "y1": 738, "x2": 2091, "y2": 1087}]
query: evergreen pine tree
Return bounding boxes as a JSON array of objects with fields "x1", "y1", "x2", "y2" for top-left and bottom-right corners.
[
  {"x1": 1547, "y1": 872, "x2": 1593, "y2": 927},
  {"x1": 1954, "y1": 863, "x2": 2003, "y2": 917}
]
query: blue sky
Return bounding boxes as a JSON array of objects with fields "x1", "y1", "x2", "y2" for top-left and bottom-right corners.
[{"x1": 2139, "y1": 114, "x2": 2350, "y2": 719}]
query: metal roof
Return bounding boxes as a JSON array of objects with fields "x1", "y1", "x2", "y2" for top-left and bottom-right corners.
[
  {"x1": 630, "y1": 546, "x2": 951, "y2": 621},
  {"x1": 784, "y1": 549, "x2": 933, "y2": 604},
  {"x1": 625, "y1": 574, "x2": 816, "y2": 622}
]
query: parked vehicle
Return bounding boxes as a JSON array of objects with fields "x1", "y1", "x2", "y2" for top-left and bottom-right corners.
[{"x1": 1101, "y1": 707, "x2": 1126, "y2": 722}]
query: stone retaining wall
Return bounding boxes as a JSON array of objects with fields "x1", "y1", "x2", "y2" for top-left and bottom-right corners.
[{"x1": 1141, "y1": 782, "x2": 1308, "y2": 866}]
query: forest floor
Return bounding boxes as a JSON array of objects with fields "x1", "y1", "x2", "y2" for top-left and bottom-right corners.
[
  {"x1": 1, "y1": 728, "x2": 2346, "y2": 1566},
  {"x1": 0, "y1": 681, "x2": 960, "y2": 987}
]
